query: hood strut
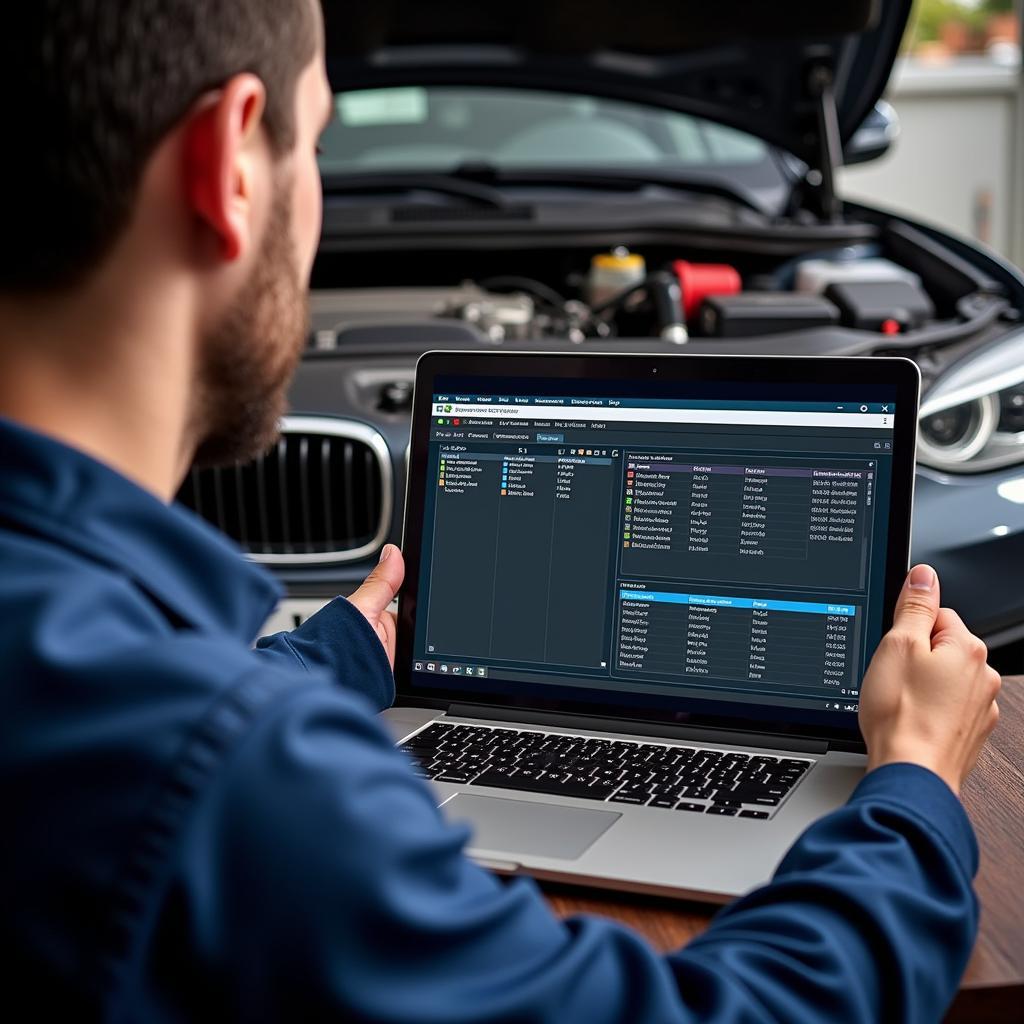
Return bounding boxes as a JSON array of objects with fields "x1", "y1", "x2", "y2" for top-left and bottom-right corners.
[{"x1": 805, "y1": 62, "x2": 844, "y2": 223}]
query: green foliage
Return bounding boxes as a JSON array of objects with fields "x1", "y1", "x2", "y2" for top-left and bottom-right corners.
[
  {"x1": 908, "y1": 0, "x2": 1016, "y2": 47},
  {"x1": 905, "y1": 0, "x2": 1015, "y2": 51}
]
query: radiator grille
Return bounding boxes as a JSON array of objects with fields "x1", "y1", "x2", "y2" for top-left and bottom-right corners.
[{"x1": 177, "y1": 417, "x2": 392, "y2": 564}]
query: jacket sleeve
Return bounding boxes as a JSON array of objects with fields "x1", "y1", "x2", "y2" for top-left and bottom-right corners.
[
  {"x1": 669, "y1": 763, "x2": 978, "y2": 1023},
  {"x1": 253, "y1": 595, "x2": 396, "y2": 711},
  {"x1": 146, "y1": 678, "x2": 977, "y2": 1024}
]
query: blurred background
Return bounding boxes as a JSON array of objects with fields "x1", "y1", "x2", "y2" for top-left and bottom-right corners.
[{"x1": 842, "y1": 0, "x2": 1024, "y2": 264}]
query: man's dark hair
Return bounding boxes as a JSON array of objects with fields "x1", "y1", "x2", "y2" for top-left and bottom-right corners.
[{"x1": 0, "y1": 1, "x2": 318, "y2": 294}]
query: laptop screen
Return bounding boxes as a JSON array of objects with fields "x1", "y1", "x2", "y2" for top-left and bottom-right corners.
[{"x1": 403, "y1": 359, "x2": 913, "y2": 739}]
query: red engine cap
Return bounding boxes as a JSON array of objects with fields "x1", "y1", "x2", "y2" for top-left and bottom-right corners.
[{"x1": 672, "y1": 261, "x2": 742, "y2": 320}]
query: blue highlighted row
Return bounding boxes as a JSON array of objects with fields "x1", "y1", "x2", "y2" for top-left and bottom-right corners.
[{"x1": 619, "y1": 590, "x2": 856, "y2": 617}]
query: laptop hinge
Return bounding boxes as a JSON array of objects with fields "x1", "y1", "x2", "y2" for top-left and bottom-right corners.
[{"x1": 447, "y1": 704, "x2": 829, "y2": 755}]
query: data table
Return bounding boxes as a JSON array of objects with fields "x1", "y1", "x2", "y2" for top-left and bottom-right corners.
[
  {"x1": 616, "y1": 590, "x2": 859, "y2": 698},
  {"x1": 621, "y1": 455, "x2": 875, "y2": 591}
]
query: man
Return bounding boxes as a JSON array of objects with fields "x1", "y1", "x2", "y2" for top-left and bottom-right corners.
[{"x1": 0, "y1": 2, "x2": 1001, "y2": 1021}]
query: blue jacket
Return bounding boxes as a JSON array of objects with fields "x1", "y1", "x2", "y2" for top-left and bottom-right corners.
[{"x1": 0, "y1": 416, "x2": 978, "y2": 1022}]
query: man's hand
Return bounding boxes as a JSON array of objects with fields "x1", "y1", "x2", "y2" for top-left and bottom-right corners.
[
  {"x1": 348, "y1": 544, "x2": 405, "y2": 668},
  {"x1": 860, "y1": 564, "x2": 1001, "y2": 795}
]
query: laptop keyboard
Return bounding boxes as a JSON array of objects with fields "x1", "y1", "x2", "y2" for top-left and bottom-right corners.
[{"x1": 401, "y1": 722, "x2": 813, "y2": 820}]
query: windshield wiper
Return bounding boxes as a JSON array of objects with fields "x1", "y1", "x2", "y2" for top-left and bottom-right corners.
[
  {"x1": 321, "y1": 163, "x2": 768, "y2": 217},
  {"x1": 446, "y1": 162, "x2": 768, "y2": 216},
  {"x1": 320, "y1": 171, "x2": 509, "y2": 209}
]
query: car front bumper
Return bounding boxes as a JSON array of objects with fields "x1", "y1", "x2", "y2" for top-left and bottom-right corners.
[{"x1": 913, "y1": 464, "x2": 1024, "y2": 647}]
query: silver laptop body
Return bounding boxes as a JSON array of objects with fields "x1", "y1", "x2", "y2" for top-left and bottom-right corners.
[{"x1": 392, "y1": 351, "x2": 919, "y2": 902}]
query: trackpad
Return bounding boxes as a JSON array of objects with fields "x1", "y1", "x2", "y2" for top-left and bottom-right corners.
[{"x1": 447, "y1": 793, "x2": 620, "y2": 860}]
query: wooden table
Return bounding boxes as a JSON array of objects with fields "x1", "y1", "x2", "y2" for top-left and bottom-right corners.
[{"x1": 546, "y1": 676, "x2": 1024, "y2": 1024}]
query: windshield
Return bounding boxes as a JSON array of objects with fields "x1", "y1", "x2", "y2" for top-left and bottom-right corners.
[{"x1": 318, "y1": 86, "x2": 772, "y2": 176}]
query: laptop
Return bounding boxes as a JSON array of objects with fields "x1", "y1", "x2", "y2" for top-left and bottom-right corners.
[{"x1": 386, "y1": 351, "x2": 919, "y2": 902}]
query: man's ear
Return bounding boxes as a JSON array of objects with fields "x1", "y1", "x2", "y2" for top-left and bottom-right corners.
[{"x1": 183, "y1": 74, "x2": 268, "y2": 263}]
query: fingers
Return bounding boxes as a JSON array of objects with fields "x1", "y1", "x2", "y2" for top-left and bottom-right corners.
[
  {"x1": 348, "y1": 544, "x2": 405, "y2": 620},
  {"x1": 930, "y1": 606, "x2": 969, "y2": 649},
  {"x1": 373, "y1": 610, "x2": 399, "y2": 668},
  {"x1": 890, "y1": 564, "x2": 940, "y2": 642},
  {"x1": 931, "y1": 607, "x2": 990, "y2": 671},
  {"x1": 986, "y1": 667, "x2": 1003, "y2": 703}
]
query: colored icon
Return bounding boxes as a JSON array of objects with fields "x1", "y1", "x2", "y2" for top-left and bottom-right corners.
[{"x1": 444, "y1": 404, "x2": 453, "y2": 413}]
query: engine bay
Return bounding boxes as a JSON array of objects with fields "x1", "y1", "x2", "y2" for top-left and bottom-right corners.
[{"x1": 308, "y1": 220, "x2": 1016, "y2": 358}]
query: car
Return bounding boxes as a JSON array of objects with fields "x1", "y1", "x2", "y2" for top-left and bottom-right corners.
[{"x1": 178, "y1": 0, "x2": 1024, "y2": 670}]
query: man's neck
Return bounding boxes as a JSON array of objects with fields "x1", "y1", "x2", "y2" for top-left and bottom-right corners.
[{"x1": 0, "y1": 282, "x2": 197, "y2": 503}]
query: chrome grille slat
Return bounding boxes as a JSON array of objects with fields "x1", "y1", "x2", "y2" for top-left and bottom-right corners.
[
  {"x1": 254, "y1": 455, "x2": 270, "y2": 552},
  {"x1": 298, "y1": 436, "x2": 312, "y2": 552},
  {"x1": 364, "y1": 447, "x2": 376, "y2": 530},
  {"x1": 176, "y1": 417, "x2": 392, "y2": 566},
  {"x1": 276, "y1": 437, "x2": 292, "y2": 555},
  {"x1": 320, "y1": 438, "x2": 333, "y2": 550},
  {"x1": 343, "y1": 439, "x2": 356, "y2": 545}
]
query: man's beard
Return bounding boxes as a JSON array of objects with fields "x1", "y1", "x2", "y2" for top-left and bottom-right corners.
[{"x1": 190, "y1": 184, "x2": 308, "y2": 469}]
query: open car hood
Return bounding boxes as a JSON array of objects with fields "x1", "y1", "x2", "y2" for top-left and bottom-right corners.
[{"x1": 324, "y1": 1, "x2": 911, "y2": 183}]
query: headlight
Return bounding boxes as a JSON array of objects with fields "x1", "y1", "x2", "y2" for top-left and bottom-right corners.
[{"x1": 917, "y1": 330, "x2": 1024, "y2": 473}]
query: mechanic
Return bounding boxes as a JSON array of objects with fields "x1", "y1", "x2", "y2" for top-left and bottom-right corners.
[{"x1": 0, "y1": 2, "x2": 1001, "y2": 1021}]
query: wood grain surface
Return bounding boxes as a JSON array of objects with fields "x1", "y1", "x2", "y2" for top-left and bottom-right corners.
[{"x1": 545, "y1": 677, "x2": 1024, "y2": 1022}]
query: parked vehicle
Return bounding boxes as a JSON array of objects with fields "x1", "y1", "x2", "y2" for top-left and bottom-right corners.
[{"x1": 179, "y1": 0, "x2": 1024, "y2": 665}]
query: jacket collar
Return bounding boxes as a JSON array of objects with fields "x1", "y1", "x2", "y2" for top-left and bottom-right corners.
[{"x1": 0, "y1": 417, "x2": 282, "y2": 640}]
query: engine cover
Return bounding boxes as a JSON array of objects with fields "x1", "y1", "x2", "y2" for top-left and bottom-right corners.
[{"x1": 310, "y1": 284, "x2": 536, "y2": 347}]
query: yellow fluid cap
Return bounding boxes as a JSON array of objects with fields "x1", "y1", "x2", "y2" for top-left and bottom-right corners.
[{"x1": 592, "y1": 249, "x2": 645, "y2": 272}]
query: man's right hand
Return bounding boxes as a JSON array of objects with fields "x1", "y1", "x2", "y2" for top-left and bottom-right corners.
[{"x1": 859, "y1": 564, "x2": 1001, "y2": 796}]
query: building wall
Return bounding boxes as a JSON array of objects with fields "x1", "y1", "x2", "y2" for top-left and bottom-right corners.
[{"x1": 840, "y1": 59, "x2": 1022, "y2": 265}]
